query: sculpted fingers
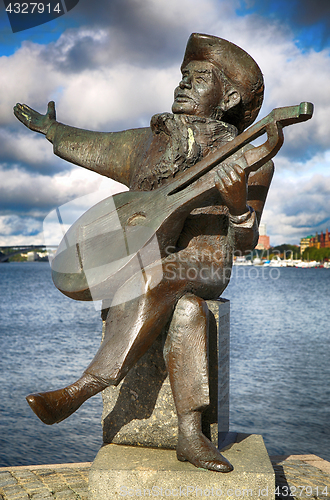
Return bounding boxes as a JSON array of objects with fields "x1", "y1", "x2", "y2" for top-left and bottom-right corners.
[
  {"x1": 14, "y1": 103, "x2": 39, "y2": 129},
  {"x1": 13, "y1": 102, "x2": 56, "y2": 134},
  {"x1": 220, "y1": 163, "x2": 245, "y2": 184},
  {"x1": 13, "y1": 103, "x2": 32, "y2": 124},
  {"x1": 47, "y1": 101, "x2": 56, "y2": 121},
  {"x1": 215, "y1": 163, "x2": 245, "y2": 191},
  {"x1": 215, "y1": 162, "x2": 248, "y2": 216}
]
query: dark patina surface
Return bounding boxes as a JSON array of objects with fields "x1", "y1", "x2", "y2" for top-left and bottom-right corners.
[{"x1": 14, "y1": 33, "x2": 313, "y2": 472}]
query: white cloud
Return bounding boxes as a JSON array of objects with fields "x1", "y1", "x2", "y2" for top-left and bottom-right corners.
[
  {"x1": 3, "y1": 2, "x2": 329, "y2": 148},
  {"x1": 0, "y1": 214, "x2": 40, "y2": 236},
  {"x1": 0, "y1": 44, "x2": 60, "y2": 126},
  {"x1": 260, "y1": 172, "x2": 330, "y2": 245},
  {"x1": 0, "y1": 166, "x2": 127, "y2": 245},
  {"x1": 57, "y1": 64, "x2": 179, "y2": 130},
  {"x1": 1, "y1": 0, "x2": 330, "y2": 246},
  {"x1": 270, "y1": 150, "x2": 330, "y2": 175},
  {"x1": 0, "y1": 129, "x2": 56, "y2": 168},
  {"x1": 0, "y1": 164, "x2": 126, "y2": 213},
  {"x1": 0, "y1": 215, "x2": 43, "y2": 246},
  {"x1": 208, "y1": 11, "x2": 330, "y2": 154}
]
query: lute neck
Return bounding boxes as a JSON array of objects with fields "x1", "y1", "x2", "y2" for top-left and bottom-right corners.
[{"x1": 166, "y1": 102, "x2": 313, "y2": 197}]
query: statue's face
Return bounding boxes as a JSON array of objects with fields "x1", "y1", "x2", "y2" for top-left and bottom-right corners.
[{"x1": 172, "y1": 61, "x2": 223, "y2": 118}]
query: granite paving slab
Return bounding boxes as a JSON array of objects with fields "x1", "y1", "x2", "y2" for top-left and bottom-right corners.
[{"x1": 1, "y1": 454, "x2": 330, "y2": 499}]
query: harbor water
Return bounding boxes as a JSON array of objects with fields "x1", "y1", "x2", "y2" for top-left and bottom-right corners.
[{"x1": 0, "y1": 261, "x2": 329, "y2": 466}]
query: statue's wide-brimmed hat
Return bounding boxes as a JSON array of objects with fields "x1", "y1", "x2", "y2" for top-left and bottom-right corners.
[{"x1": 182, "y1": 33, "x2": 264, "y2": 131}]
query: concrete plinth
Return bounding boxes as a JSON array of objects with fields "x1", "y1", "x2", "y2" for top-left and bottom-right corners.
[{"x1": 88, "y1": 434, "x2": 275, "y2": 500}]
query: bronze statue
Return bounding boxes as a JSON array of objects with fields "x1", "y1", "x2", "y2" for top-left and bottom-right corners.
[{"x1": 14, "y1": 33, "x2": 312, "y2": 473}]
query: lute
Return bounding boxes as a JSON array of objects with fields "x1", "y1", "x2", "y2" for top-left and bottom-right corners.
[{"x1": 51, "y1": 102, "x2": 313, "y2": 302}]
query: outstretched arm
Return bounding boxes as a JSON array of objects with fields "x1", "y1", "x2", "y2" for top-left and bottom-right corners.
[
  {"x1": 14, "y1": 101, "x2": 56, "y2": 135},
  {"x1": 13, "y1": 101, "x2": 152, "y2": 187}
]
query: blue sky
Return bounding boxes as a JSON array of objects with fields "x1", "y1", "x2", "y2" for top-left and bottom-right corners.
[{"x1": 0, "y1": 0, "x2": 330, "y2": 246}]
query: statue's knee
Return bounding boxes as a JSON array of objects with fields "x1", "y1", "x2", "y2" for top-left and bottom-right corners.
[
  {"x1": 164, "y1": 294, "x2": 208, "y2": 363},
  {"x1": 175, "y1": 293, "x2": 208, "y2": 324}
]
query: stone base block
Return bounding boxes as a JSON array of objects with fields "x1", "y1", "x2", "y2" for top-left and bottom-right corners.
[
  {"x1": 101, "y1": 299, "x2": 230, "y2": 449},
  {"x1": 88, "y1": 434, "x2": 275, "y2": 500}
]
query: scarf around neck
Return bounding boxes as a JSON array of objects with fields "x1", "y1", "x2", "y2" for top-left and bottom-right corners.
[{"x1": 132, "y1": 113, "x2": 238, "y2": 191}]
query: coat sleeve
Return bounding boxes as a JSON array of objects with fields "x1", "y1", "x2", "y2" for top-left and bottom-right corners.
[
  {"x1": 229, "y1": 207, "x2": 259, "y2": 255},
  {"x1": 46, "y1": 122, "x2": 152, "y2": 187},
  {"x1": 229, "y1": 144, "x2": 275, "y2": 254},
  {"x1": 247, "y1": 159, "x2": 274, "y2": 226}
]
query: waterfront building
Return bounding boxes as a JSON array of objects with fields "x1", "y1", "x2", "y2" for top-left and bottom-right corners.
[
  {"x1": 320, "y1": 229, "x2": 330, "y2": 248},
  {"x1": 300, "y1": 235, "x2": 313, "y2": 254},
  {"x1": 256, "y1": 223, "x2": 270, "y2": 250},
  {"x1": 300, "y1": 229, "x2": 330, "y2": 254},
  {"x1": 300, "y1": 229, "x2": 330, "y2": 253}
]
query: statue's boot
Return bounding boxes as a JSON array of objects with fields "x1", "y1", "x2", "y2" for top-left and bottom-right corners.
[
  {"x1": 27, "y1": 277, "x2": 182, "y2": 425},
  {"x1": 176, "y1": 412, "x2": 233, "y2": 472},
  {"x1": 26, "y1": 373, "x2": 107, "y2": 425},
  {"x1": 164, "y1": 294, "x2": 233, "y2": 473}
]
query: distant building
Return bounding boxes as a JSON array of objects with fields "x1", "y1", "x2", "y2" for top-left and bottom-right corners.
[
  {"x1": 256, "y1": 223, "x2": 270, "y2": 250},
  {"x1": 300, "y1": 229, "x2": 330, "y2": 253},
  {"x1": 27, "y1": 251, "x2": 38, "y2": 261},
  {"x1": 300, "y1": 235, "x2": 313, "y2": 255},
  {"x1": 312, "y1": 229, "x2": 330, "y2": 248}
]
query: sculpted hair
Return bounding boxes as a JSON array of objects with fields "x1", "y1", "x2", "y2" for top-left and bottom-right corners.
[
  {"x1": 182, "y1": 33, "x2": 265, "y2": 133},
  {"x1": 212, "y1": 67, "x2": 264, "y2": 133}
]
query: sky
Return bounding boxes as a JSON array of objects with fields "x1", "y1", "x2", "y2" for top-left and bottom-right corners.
[{"x1": 0, "y1": 0, "x2": 330, "y2": 247}]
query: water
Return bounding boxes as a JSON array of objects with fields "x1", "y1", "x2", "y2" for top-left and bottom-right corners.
[
  {"x1": 0, "y1": 262, "x2": 103, "y2": 466},
  {"x1": 226, "y1": 265, "x2": 330, "y2": 459},
  {"x1": 0, "y1": 262, "x2": 329, "y2": 466}
]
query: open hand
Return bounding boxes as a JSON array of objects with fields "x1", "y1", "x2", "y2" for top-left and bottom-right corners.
[
  {"x1": 14, "y1": 101, "x2": 56, "y2": 135},
  {"x1": 215, "y1": 163, "x2": 249, "y2": 216}
]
